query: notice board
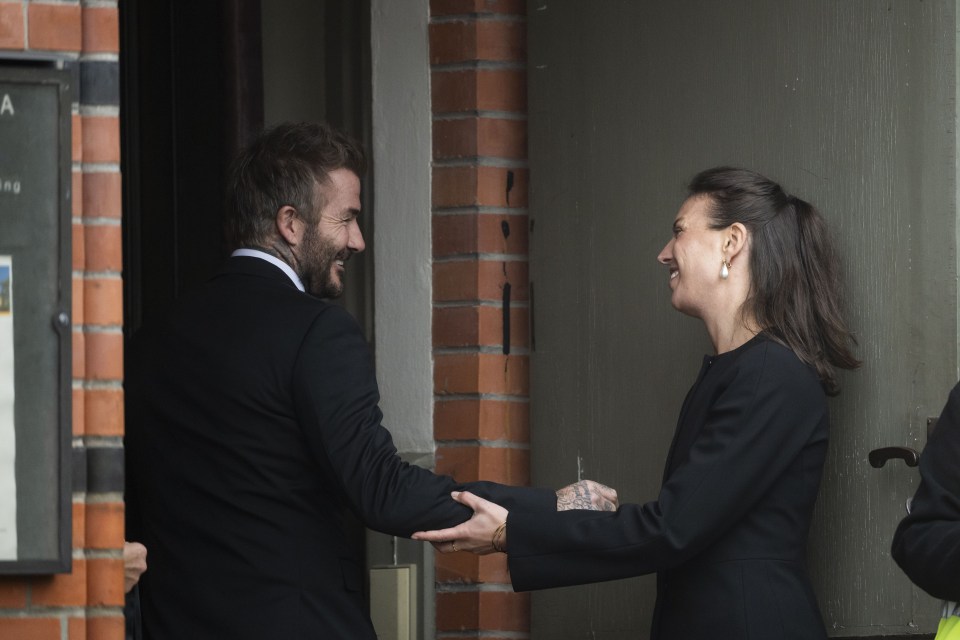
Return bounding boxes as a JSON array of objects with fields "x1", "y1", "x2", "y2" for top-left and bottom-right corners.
[{"x1": 0, "y1": 66, "x2": 72, "y2": 574}]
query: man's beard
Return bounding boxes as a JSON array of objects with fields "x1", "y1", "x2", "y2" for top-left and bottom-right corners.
[{"x1": 298, "y1": 228, "x2": 346, "y2": 299}]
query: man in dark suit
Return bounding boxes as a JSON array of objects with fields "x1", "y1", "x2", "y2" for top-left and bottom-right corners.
[
  {"x1": 125, "y1": 122, "x2": 615, "y2": 639},
  {"x1": 892, "y1": 381, "x2": 960, "y2": 603}
]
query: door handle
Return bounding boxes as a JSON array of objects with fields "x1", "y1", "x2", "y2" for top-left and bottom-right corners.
[{"x1": 868, "y1": 446, "x2": 919, "y2": 469}]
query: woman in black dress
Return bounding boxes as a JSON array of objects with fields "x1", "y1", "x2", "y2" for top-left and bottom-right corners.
[{"x1": 414, "y1": 167, "x2": 860, "y2": 640}]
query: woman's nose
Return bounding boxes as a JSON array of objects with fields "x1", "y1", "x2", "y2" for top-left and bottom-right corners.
[{"x1": 657, "y1": 241, "x2": 673, "y2": 265}]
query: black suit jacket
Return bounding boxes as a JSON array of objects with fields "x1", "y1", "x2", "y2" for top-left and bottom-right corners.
[
  {"x1": 126, "y1": 257, "x2": 553, "y2": 639},
  {"x1": 507, "y1": 335, "x2": 829, "y2": 640},
  {"x1": 892, "y1": 381, "x2": 960, "y2": 602}
]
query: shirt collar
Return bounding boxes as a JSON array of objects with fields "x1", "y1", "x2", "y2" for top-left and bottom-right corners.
[{"x1": 231, "y1": 248, "x2": 305, "y2": 292}]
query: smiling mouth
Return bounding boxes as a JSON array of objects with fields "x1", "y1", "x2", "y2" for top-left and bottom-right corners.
[{"x1": 669, "y1": 269, "x2": 678, "y2": 280}]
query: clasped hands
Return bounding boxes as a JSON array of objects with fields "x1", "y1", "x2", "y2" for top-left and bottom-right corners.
[{"x1": 411, "y1": 479, "x2": 618, "y2": 555}]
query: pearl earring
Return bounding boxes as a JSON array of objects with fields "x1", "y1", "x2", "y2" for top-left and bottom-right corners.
[{"x1": 720, "y1": 258, "x2": 730, "y2": 279}]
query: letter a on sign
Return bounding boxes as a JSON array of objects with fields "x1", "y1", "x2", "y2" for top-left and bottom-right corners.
[{"x1": 0, "y1": 95, "x2": 12, "y2": 116}]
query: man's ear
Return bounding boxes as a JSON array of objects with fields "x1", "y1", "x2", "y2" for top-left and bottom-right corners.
[
  {"x1": 276, "y1": 205, "x2": 302, "y2": 247},
  {"x1": 724, "y1": 222, "x2": 749, "y2": 261}
]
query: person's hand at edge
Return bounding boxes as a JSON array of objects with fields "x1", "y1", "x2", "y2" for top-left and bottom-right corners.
[{"x1": 123, "y1": 541, "x2": 148, "y2": 593}]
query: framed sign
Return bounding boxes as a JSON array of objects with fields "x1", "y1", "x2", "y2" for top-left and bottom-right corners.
[{"x1": 0, "y1": 66, "x2": 72, "y2": 573}]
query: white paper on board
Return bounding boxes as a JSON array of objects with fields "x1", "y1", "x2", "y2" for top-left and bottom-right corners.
[{"x1": 0, "y1": 255, "x2": 18, "y2": 559}]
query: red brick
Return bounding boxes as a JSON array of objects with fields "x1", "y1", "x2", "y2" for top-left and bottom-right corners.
[
  {"x1": 476, "y1": 69, "x2": 526, "y2": 111},
  {"x1": 84, "y1": 331, "x2": 123, "y2": 381},
  {"x1": 434, "y1": 352, "x2": 528, "y2": 395},
  {"x1": 32, "y1": 559, "x2": 87, "y2": 607},
  {"x1": 431, "y1": 0, "x2": 526, "y2": 16},
  {"x1": 476, "y1": 20, "x2": 524, "y2": 61},
  {"x1": 72, "y1": 114, "x2": 82, "y2": 163},
  {"x1": 72, "y1": 171, "x2": 83, "y2": 218},
  {"x1": 477, "y1": 118, "x2": 526, "y2": 158},
  {"x1": 84, "y1": 615, "x2": 124, "y2": 640},
  {"x1": 433, "y1": 305, "x2": 479, "y2": 346},
  {"x1": 71, "y1": 274, "x2": 84, "y2": 326},
  {"x1": 433, "y1": 166, "x2": 475, "y2": 208},
  {"x1": 432, "y1": 71, "x2": 476, "y2": 113},
  {"x1": 0, "y1": 2, "x2": 25, "y2": 50},
  {"x1": 432, "y1": 69, "x2": 527, "y2": 114},
  {"x1": 436, "y1": 590, "x2": 530, "y2": 632},
  {"x1": 435, "y1": 444, "x2": 529, "y2": 485},
  {"x1": 433, "y1": 118, "x2": 526, "y2": 160},
  {"x1": 0, "y1": 577, "x2": 28, "y2": 607},
  {"x1": 81, "y1": 6, "x2": 117, "y2": 53},
  {"x1": 72, "y1": 330, "x2": 85, "y2": 379},
  {"x1": 0, "y1": 618, "x2": 62, "y2": 639},
  {"x1": 429, "y1": 19, "x2": 524, "y2": 65},
  {"x1": 433, "y1": 260, "x2": 527, "y2": 302},
  {"x1": 73, "y1": 501, "x2": 85, "y2": 549},
  {"x1": 479, "y1": 304, "x2": 528, "y2": 347},
  {"x1": 83, "y1": 277, "x2": 122, "y2": 326},
  {"x1": 84, "y1": 387, "x2": 124, "y2": 437},
  {"x1": 434, "y1": 260, "x2": 477, "y2": 301},
  {"x1": 433, "y1": 305, "x2": 528, "y2": 349},
  {"x1": 87, "y1": 557, "x2": 124, "y2": 606},
  {"x1": 435, "y1": 398, "x2": 529, "y2": 442},
  {"x1": 429, "y1": 22, "x2": 475, "y2": 65},
  {"x1": 82, "y1": 172, "x2": 122, "y2": 218},
  {"x1": 28, "y1": 3, "x2": 81, "y2": 52},
  {"x1": 86, "y1": 502, "x2": 124, "y2": 550},
  {"x1": 435, "y1": 550, "x2": 510, "y2": 584},
  {"x1": 74, "y1": 501, "x2": 95, "y2": 548},
  {"x1": 480, "y1": 260, "x2": 527, "y2": 300},
  {"x1": 72, "y1": 221, "x2": 85, "y2": 269},
  {"x1": 67, "y1": 616, "x2": 86, "y2": 640},
  {"x1": 72, "y1": 386, "x2": 84, "y2": 436},
  {"x1": 432, "y1": 214, "x2": 528, "y2": 256},
  {"x1": 433, "y1": 118, "x2": 477, "y2": 158},
  {"x1": 80, "y1": 116, "x2": 120, "y2": 164},
  {"x1": 478, "y1": 166, "x2": 528, "y2": 208},
  {"x1": 84, "y1": 224, "x2": 122, "y2": 272},
  {"x1": 433, "y1": 167, "x2": 528, "y2": 210}
]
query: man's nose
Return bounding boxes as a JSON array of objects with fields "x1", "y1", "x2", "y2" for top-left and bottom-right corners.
[{"x1": 349, "y1": 219, "x2": 366, "y2": 253}]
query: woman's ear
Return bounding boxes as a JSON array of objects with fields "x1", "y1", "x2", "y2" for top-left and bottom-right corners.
[
  {"x1": 276, "y1": 205, "x2": 302, "y2": 247},
  {"x1": 724, "y1": 222, "x2": 749, "y2": 261}
]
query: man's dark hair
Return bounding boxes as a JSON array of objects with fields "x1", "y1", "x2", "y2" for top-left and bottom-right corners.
[
  {"x1": 225, "y1": 122, "x2": 366, "y2": 250},
  {"x1": 690, "y1": 167, "x2": 860, "y2": 395}
]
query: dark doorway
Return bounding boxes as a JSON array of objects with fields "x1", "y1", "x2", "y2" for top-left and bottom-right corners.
[{"x1": 120, "y1": 0, "x2": 372, "y2": 342}]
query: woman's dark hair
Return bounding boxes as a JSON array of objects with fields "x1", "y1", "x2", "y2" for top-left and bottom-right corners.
[
  {"x1": 225, "y1": 121, "x2": 366, "y2": 250},
  {"x1": 689, "y1": 167, "x2": 860, "y2": 395}
]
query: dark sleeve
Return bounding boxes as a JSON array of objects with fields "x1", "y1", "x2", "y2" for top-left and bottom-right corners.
[
  {"x1": 891, "y1": 381, "x2": 960, "y2": 601},
  {"x1": 507, "y1": 344, "x2": 826, "y2": 591},
  {"x1": 292, "y1": 305, "x2": 553, "y2": 537}
]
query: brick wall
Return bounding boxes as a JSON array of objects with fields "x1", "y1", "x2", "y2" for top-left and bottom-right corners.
[
  {"x1": 429, "y1": 1, "x2": 531, "y2": 637},
  {"x1": 0, "y1": 2, "x2": 125, "y2": 639}
]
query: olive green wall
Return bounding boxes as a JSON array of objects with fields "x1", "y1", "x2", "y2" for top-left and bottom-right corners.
[{"x1": 527, "y1": 1, "x2": 957, "y2": 637}]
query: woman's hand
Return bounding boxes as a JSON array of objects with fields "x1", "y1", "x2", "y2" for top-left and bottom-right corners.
[{"x1": 412, "y1": 491, "x2": 509, "y2": 554}]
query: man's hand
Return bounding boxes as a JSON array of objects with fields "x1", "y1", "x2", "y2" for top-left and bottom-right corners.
[
  {"x1": 123, "y1": 541, "x2": 148, "y2": 593},
  {"x1": 556, "y1": 480, "x2": 618, "y2": 512}
]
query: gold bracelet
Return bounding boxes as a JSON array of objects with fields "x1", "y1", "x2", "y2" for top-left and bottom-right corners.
[{"x1": 491, "y1": 521, "x2": 507, "y2": 553}]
